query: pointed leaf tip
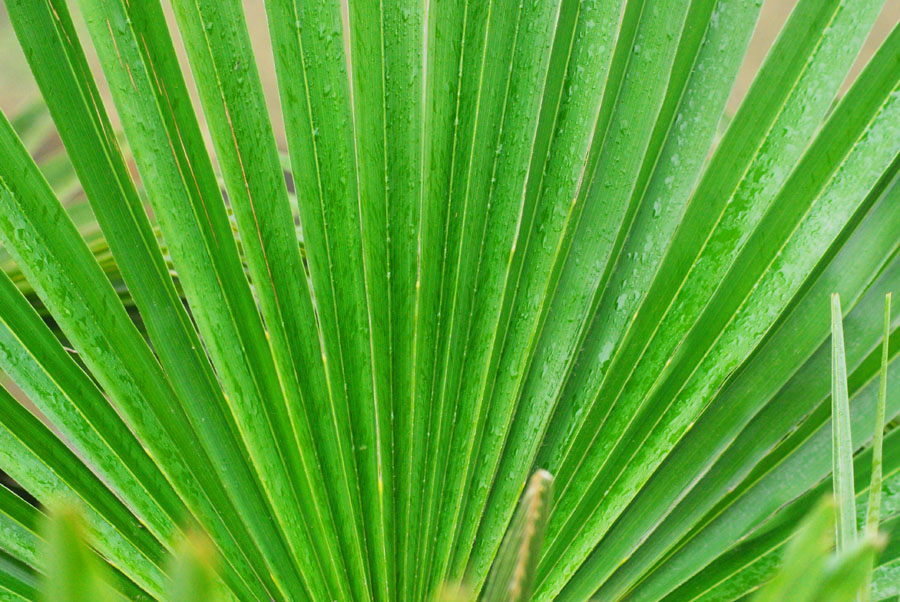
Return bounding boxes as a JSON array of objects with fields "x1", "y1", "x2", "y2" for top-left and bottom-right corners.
[{"x1": 831, "y1": 293, "x2": 857, "y2": 552}]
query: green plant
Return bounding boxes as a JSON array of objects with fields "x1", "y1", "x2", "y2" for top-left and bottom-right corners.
[
  {"x1": 36, "y1": 502, "x2": 226, "y2": 602},
  {"x1": 740, "y1": 293, "x2": 891, "y2": 602},
  {"x1": 0, "y1": 0, "x2": 899, "y2": 600}
]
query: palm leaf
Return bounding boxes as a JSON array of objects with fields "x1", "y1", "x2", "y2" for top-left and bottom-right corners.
[{"x1": 0, "y1": 0, "x2": 899, "y2": 601}]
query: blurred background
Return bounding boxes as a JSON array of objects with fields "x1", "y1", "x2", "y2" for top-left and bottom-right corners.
[{"x1": 3, "y1": 1, "x2": 900, "y2": 154}]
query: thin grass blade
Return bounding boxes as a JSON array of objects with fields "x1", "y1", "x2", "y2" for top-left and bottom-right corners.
[
  {"x1": 861, "y1": 292, "x2": 892, "y2": 602},
  {"x1": 833, "y1": 293, "x2": 858, "y2": 551}
]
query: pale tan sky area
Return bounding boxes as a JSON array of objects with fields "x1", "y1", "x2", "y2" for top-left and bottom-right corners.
[{"x1": 1, "y1": 1, "x2": 899, "y2": 151}]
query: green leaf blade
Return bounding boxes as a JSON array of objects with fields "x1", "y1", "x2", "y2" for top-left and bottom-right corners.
[{"x1": 833, "y1": 293, "x2": 858, "y2": 552}]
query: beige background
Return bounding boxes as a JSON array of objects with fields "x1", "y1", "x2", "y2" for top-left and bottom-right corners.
[{"x1": 1, "y1": 1, "x2": 899, "y2": 151}]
